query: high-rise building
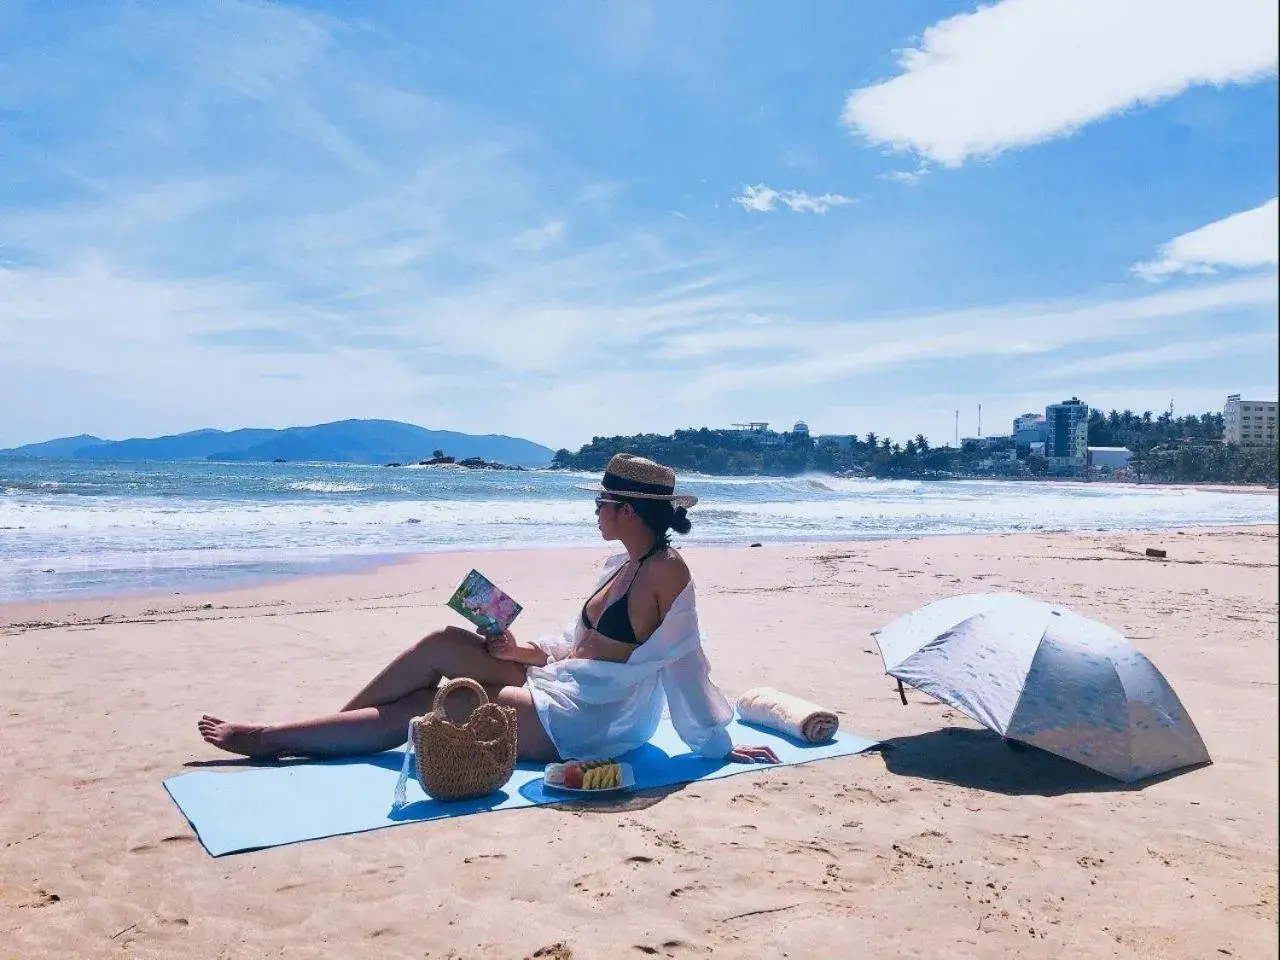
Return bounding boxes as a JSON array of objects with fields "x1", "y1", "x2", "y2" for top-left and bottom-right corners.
[
  {"x1": 1044, "y1": 398, "x2": 1089, "y2": 470},
  {"x1": 1223, "y1": 395, "x2": 1279, "y2": 447}
]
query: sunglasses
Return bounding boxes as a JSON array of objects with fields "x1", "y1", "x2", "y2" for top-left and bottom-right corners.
[{"x1": 594, "y1": 496, "x2": 625, "y2": 512}]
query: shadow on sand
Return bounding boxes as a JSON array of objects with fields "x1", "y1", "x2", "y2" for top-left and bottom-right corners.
[{"x1": 876, "y1": 727, "x2": 1209, "y2": 797}]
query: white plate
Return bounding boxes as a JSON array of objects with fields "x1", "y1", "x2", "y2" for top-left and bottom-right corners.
[{"x1": 542, "y1": 762, "x2": 636, "y2": 795}]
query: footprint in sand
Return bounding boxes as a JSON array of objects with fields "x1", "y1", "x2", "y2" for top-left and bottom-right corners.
[
  {"x1": 890, "y1": 830, "x2": 956, "y2": 874},
  {"x1": 668, "y1": 882, "x2": 706, "y2": 898},
  {"x1": 525, "y1": 943, "x2": 573, "y2": 960},
  {"x1": 634, "y1": 940, "x2": 700, "y2": 956},
  {"x1": 129, "y1": 834, "x2": 195, "y2": 854},
  {"x1": 842, "y1": 785, "x2": 898, "y2": 805},
  {"x1": 20, "y1": 889, "x2": 61, "y2": 908}
]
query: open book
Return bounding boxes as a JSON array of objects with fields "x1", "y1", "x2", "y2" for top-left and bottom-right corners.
[{"x1": 447, "y1": 569, "x2": 523, "y2": 633}]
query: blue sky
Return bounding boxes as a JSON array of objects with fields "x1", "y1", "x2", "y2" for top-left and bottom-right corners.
[{"x1": 1, "y1": 0, "x2": 1277, "y2": 451}]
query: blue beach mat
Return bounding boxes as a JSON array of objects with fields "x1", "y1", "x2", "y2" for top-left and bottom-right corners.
[{"x1": 164, "y1": 717, "x2": 878, "y2": 856}]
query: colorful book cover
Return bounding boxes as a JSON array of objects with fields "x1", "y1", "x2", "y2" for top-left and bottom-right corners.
[{"x1": 447, "y1": 569, "x2": 523, "y2": 633}]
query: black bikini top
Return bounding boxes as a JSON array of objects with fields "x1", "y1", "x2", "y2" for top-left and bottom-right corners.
[{"x1": 580, "y1": 543, "x2": 665, "y2": 645}]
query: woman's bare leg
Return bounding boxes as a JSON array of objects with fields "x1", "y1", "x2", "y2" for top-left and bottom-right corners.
[
  {"x1": 341, "y1": 625, "x2": 528, "y2": 712},
  {"x1": 198, "y1": 685, "x2": 559, "y2": 762}
]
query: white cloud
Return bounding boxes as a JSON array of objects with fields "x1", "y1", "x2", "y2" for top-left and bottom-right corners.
[
  {"x1": 881, "y1": 165, "x2": 930, "y2": 186},
  {"x1": 732, "y1": 184, "x2": 778, "y2": 212},
  {"x1": 1033, "y1": 330, "x2": 1279, "y2": 378},
  {"x1": 662, "y1": 274, "x2": 1279, "y2": 393},
  {"x1": 512, "y1": 219, "x2": 566, "y2": 252},
  {"x1": 732, "y1": 184, "x2": 854, "y2": 214},
  {"x1": 1132, "y1": 198, "x2": 1280, "y2": 280},
  {"x1": 842, "y1": 0, "x2": 1279, "y2": 166}
]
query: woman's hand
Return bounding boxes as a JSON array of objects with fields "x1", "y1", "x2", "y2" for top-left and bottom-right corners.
[
  {"x1": 479, "y1": 628, "x2": 520, "y2": 661},
  {"x1": 478, "y1": 627, "x2": 549, "y2": 667},
  {"x1": 726, "y1": 745, "x2": 780, "y2": 764}
]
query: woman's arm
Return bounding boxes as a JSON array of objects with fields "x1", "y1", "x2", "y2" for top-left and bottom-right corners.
[
  {"x1": 651, "y1": 561, "x2": 779, "y2": 763},
  {"x1": 662, "y1": 645, "x2": 735, "y2": 758}
]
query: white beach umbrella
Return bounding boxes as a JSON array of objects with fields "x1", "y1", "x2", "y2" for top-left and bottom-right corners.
[{"x1": 872, "y1": 594, "x2": 1211, "y2": 782}]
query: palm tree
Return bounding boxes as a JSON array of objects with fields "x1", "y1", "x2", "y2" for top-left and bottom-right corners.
[
  {"x1": 865, "y1": 432, "x2": 878, "y2": 448},
  {"x1": 914, "y1": 433, "x2": 929, "y2": 454}
]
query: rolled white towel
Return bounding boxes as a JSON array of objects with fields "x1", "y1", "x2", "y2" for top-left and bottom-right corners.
[{"x1": 736, "y1": 687, "x2": 839, "y2": 744}]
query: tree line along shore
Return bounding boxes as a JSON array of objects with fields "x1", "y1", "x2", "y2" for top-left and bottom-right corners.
[{"x1": 549, "y1": 409, "x2": 1279, "y2": 485}]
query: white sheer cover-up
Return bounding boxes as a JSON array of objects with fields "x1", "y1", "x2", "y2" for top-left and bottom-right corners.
[{"x1": 524, "y1": 553, "x2": 734, "y2": 761}]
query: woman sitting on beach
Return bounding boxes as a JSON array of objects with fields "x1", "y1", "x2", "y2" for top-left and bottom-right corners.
[{"x1": 198, "y1": 454, "x2": 780, "y2": 766}]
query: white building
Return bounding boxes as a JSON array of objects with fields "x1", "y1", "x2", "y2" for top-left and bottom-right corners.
[
  {"x1": 1013, "y1": 413, "x2": 1048, "y2": 447},
  {"x1": 1088, "y1": 446, "x2": 1132, "y2": 471},
  {"x1": 1044, "y1": 398, "x2": 1089, "y2": 471},
  {"x1": 730, "y1": 421, "x2": 784, "y2": 446},
  {"x1": 1223, "y1": 395, "x2": 1278, "y2": 447}
]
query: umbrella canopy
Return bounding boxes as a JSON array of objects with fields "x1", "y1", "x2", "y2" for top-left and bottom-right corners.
[{"x1": 872, "y1": 593, "x2": 1211, "y2": 782}]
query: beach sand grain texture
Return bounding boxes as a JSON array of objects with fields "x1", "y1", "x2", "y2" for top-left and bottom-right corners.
[{"x1": 2, "y1": 528, "x2": 1276, "y2": 959}]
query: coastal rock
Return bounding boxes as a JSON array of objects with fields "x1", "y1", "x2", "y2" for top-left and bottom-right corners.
[{"x1": 416, "y1": 455, "x2": 524, "y2": 471}]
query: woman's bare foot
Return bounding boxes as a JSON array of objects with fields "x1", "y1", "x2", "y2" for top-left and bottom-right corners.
[{"x1": 198, "y1": 715, "x2": 275, "y2": 758}]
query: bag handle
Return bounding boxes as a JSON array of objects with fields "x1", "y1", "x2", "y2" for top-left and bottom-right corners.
[
  {"x1": 391, "y1": 678, "x2": 499, "y2": 811},
  {"x1": 432, "y1": 677, "x2": 489, "y2": 717}
]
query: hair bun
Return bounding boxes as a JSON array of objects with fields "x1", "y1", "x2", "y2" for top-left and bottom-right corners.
[{"x1": 670, "y1": 504, "x2": 692, "y2": 535}]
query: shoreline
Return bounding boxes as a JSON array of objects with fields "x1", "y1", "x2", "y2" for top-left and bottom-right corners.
[
  {"x1": 4, "y1": 519, "x2": 1278, "y2": 611},
  {"x1": 2, "y1": 523, "x2": 1273, "y2": 623}
]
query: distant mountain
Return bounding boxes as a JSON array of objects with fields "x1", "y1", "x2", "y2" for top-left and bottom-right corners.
[
  {"x1": 0, "y1": 419, "x2": 555, "y2": 467},
  {"x1": 75, "y1": 428, "x2": 282, "y2": 462},
  {"x1": 0, "y1": 434, "x2": 105, "y2": 458}
]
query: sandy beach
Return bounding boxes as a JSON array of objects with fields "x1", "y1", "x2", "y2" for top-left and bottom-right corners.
[{"x1": 2, "y1": 526, "x2": 1276, "y2": 960}]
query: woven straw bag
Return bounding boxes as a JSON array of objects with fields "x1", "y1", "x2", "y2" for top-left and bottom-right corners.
[{"x1": 393, "y1": 677, "x2": 517, "y2": 805}]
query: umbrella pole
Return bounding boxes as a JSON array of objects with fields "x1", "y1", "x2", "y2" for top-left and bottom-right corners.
[{"x1": 896, "y1": 679, "x2": 907, "y2": 705}]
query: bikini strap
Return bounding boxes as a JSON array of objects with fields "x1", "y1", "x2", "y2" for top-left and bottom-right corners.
[{"x1": 618, "y1": 542, "x2": 665, "y2": 596}]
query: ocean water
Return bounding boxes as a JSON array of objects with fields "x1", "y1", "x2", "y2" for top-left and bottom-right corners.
[{"x1": 1, "y1": 458, "x2": 1275, "y2": 602}]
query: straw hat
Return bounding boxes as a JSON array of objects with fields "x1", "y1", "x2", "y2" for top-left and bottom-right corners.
[{"x1": 576, "y1": 453, "x2": 699, "y2": 509}]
